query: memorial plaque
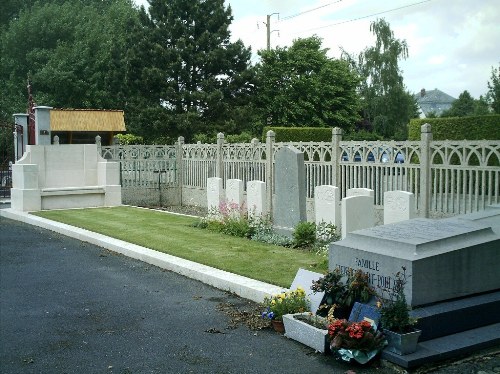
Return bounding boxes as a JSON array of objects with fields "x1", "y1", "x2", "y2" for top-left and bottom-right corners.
[
  {"x1": 348, "y1": 302, "x2": 381, "y2": 328},
  {"x1": 290, "y1": 268, "x2": 324, "y2": 314}
]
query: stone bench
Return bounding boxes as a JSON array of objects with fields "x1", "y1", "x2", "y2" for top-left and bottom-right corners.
[{"x1": 11, "y1": 144, "x2": 121, "y2": 211}]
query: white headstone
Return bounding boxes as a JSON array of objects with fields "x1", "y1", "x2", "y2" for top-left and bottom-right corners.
[
  {"x1": 384, "y1": 190, "x2": 416, "y2": 225},
  {"x1": 314, "y1": 185, "x2": 340, "y2": 227},
  {"x1": 346, "y1": 188, "x2": 374, "y2": 198},
  {"x1": 207, "y1": 177, "x2": 223, "y2": 213},
  {"x1": 247, "y1": 180, "x2": 267, "y2": 218},
  {"x1": 226, "y1": 179, "x2": 244, "y2": 208},
  {"x1": 341, "y1": 195, "x2": 375, "y2": 239}
]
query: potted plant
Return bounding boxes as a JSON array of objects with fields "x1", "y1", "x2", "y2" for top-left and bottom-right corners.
[
  {"x1": 311, "y1": 269, "x2": 375, "y2": 318},
  {"x1": 378, "y1": 267, "x2": 420, "y2": 355},
  {"x1": 328, "y1": 318, "x2": 386, "y2": 364},
  {"x1": 262, "y1": 287, "x2": 309, "y2": 333}
]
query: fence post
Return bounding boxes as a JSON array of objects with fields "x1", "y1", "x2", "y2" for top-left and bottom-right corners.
[
  {"x1": 53, "y1": 135, "x2": 59, "y2": 145},
  {"x1": 332, "y1": 127, "x2": 342, "y2": 187},
  {"x1": 216, "y1": 132, "x2": 224, "y2": 179},
  {"x1": 265, "y1": 130, "x2": 275, "y2": 216},
  {"x1": 95, "y1": 135, "x2": 101, "y2": 155},
  {"x1": 420, "y1": 123, "x2": 432, "y2": 218},
  {"x1": 176, "y1": 136, "x2": 184, "y2": 206}
]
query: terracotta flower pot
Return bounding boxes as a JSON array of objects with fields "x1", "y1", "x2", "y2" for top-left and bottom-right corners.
[{"x1": 271, "y1": 319, "x2": 285, "y2": 333}]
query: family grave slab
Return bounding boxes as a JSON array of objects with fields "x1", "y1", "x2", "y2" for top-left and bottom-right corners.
[
  {"x1": 330, "y1": 217, "x2": 500, "y2": 306},
  {"x1": 384, "y1": 190, "x2": 416, "y2": 225},
  {"x1": 273, "y1": 146, "x2": 306, "y2": 236},
  {"x1": 341, "y1": 195, "x2": 375, "y2": 239}
]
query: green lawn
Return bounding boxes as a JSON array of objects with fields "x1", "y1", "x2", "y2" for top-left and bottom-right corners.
[{"x1": 33, "y1": 206, "x2": 328, "y2": 287}]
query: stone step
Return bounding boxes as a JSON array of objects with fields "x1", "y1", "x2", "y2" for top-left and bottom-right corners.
[
  {"x1": 381, "y1": 322, "x2": 500, "y2": 369},
  {"x1": 411, "y1": 290, "x2": 500, "y2": 341}
]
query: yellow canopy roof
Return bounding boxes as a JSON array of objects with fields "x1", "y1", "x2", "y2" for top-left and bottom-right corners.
[{"x1": 50, "y1": 109, "x2": 126, "y2": 132}]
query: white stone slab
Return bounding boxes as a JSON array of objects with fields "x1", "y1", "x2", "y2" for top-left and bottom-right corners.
[
  {"x1": 384, "y1": 190, "x2": 416, "y2": 225},
  {"x1": 314, "y1": 185, "x2": 340, "y2": 227},
  {"x1": 247, "y1": 180, "x2": 267, "y2": 218},
  {"x1": 346, "y1": 188, "x2": 374, "y2": 198},
  {"x1": 341, "y1": 195, "x2": 375, "y2": 239},
  {"x1": 207, "y1": 177, "x2": 223, "y2": 212},
  {"x1": 226, "y1": 179, "x2": 244, "y2": 208},
  {"x1": 290, "y1": 268, "x2": 325, "y2": 314}
]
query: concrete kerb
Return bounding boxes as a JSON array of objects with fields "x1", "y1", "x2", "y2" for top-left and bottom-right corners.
[{"x1": 0, "y1": 208, "x2": 284, "y2": 303}]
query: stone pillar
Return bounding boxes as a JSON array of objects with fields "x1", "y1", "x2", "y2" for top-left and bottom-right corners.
[
  {"x1": 53, "y1": 135, "x2": 59, "y2": 145},
  {"x1": 34, "y1": 106, "x2": 52, "y2": 145},
  {"x1": 265, "y1": 130, "x2": 275, "y2": 215},
  {"x1": 13, "y1": 113, "x2": 28, "y2": 160},
  {"x1": 420, "y1": 123, "x2": 432, "y2": 218},
  {"x1": 332, "y1": 127, "x2": 342, "y2": 187},
  {"x1": 216, "y1": 132, "x2": 224, "y2": 179},
  {"x1": 176, "y1": 136, "x2": 184, "y2": 206}
]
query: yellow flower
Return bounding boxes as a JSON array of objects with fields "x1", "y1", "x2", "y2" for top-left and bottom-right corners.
[
  {"x1": 271, "y1": 300, "x2": 276, "y2": 305},
  {"x1": 376, "y1": 301, "x2": 382, "y2": 308}
]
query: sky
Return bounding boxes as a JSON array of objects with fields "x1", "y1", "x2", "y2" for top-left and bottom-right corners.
[{"x1": 133, "y1": 0, "x2": 500, "y2": 100}]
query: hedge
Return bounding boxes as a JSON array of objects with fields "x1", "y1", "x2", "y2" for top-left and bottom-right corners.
[
  {"x1": 408, "y1": 115, "x2": 500, "y2": 140},
  {"x1": 261, "y1": 127, "x2": 384, "y2": 142}
]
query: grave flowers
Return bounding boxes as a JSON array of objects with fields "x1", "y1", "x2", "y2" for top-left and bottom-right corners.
[
  {"x1": 262, "y1": 287, "x2": 309, "y2": 332},
  {"x1": 311, "y1": 268, "x2": 375, "y2": 318},
  {"x1": 378, "y1": 267, "x2": 420, "y2": 355},
  {"x1": 327, "y1": 317, "x2": 386, "y2": 364}
]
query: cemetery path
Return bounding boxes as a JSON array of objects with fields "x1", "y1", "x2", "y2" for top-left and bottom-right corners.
[{"x1": 1, "y1": 216, "x2": 498, "y2": 373}]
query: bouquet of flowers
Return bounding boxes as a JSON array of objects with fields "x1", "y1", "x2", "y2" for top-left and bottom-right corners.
[
  {"x1": 328, "y1": 319, "x2": 386, "y2": 364},
  {"x1": 261, "y1": 287, "x2": 309, "y2": 321}
]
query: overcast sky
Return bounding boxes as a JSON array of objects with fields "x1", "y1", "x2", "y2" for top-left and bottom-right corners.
[{"x1": 133, "y1": 0, "x2": 499, "y2": 100}]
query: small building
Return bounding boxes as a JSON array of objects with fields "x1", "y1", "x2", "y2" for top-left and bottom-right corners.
[
  {"x1": 414, "y1": 88, "x2": 456, "y2": 117},
  {"x1": 50, "y1": 109, "x2": 126, "y2": 145}
]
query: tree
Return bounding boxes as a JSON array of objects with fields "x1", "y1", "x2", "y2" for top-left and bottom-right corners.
[
  {"x1": 486, "y1": 64, "x2": 500, "y2": 114},
  {"x1": 343, "y1": 19, "x2": 418, "y2": 139},
  {"x1": 255, "y1": 36, "x2": 360, "y2": 131},
  {"x1": 129, "y1": 0, "x2": 256, "y2": 141},
  {"x1": 441, "y1": 90, "x2": 475, "y2": 117},
  {"x1": 0, "y1": 0, "x2": 140, "y2": 123}
]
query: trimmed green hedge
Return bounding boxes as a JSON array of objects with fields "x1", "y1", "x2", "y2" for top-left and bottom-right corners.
[
  {"x1": 262, "y1": 127, "x2": 332, "y2": 142},
  {"x1": 409, "y1": 115, "x2": 500, "y2": 140}
]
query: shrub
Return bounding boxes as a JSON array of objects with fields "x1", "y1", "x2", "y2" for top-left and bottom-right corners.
[
  {"x1": 262, "y1": 127, "x2": 332, "y2": 142},
  {"x1": 293, "y1": 221, "x2": 317, "y2": 248},
  {"x1": 408, "y1": 115, "x2": 500, "y2": 140}
]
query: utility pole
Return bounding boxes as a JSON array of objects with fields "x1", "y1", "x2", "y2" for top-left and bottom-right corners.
[{"x1": 265, "y1": 13, "x2": 279, "y2": 50}]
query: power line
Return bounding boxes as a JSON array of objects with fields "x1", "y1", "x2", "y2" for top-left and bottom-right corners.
[
  {"x1": 296, "y1": 0, "x2": 432, "y2": 34},
  {"x1": 280, "y1": 0, "x2": 343, "y2": 21}
]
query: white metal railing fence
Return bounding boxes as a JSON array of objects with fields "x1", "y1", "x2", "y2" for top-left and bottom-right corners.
[{"x1": 100, "y1": 125, "x2": 500, "y2": 217}]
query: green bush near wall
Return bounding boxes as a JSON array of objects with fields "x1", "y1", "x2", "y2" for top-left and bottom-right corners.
[
  {"x1": 408, "y1": 115, "x2": 500, "y2": 140},
  {"x1": 262, "y1": 127, "x2": 332, "y2": 142}
]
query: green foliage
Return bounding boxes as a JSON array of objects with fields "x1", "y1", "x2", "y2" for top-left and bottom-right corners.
[
  {"x1": 115, "y1": 134, "x2": 144, "y2": 145},
  {"x1": 379, "y1": 267, "x2": 417, "y2": 333},
  {"x1": 262, "y1": 127, "x2": 332, "y2": 142},
  {"x1": 441, "y1": 90, "x2": 475, "y2": 117},
  {"x1": 343, "y1": 19, "x2": 418, "y2": 138},
  {"x1": 486, "y1": 64, "x2": 500, "y2": 114},
  {"x1": 408, "y1": 115, "x2": 500, "y2": 140},
  {"x1": 343, "y1": 129, "x2": 384, "y2": 141},
  {"x1": 225, "y1": 132, "x2": 254, "y2": 143},
  {"x1": 129, "y1": 0, "x2": 256, "y2": 141},
  {"x1": 293, "y1": 221, "x2": 317, "y2": 249},
  {"x1": 256, "y1": 36, "x2": 360, "y2": 132},
  {"x1": 201, "y1": 202, "x2": 255, "y2": 239}
]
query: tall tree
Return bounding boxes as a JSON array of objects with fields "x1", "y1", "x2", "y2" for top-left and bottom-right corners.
[
  {"x1": 0, "y1": 0, "x2": 140, "y2": 122},
  {"x1": 441, "y1": 90, "x2": 475, "y2": 117},
  {"x1": 486, "y1": 64, "x2": 500, "y2": 114},
  {"x1": 255, "y1": 36, "x2": 360, "y2": 131},
  {"x1": 130, "y1": 0, "x2": 255, "y2": 141},
  {"x1": 343, "y1": 19, "x2": 418, "y2": 139}
]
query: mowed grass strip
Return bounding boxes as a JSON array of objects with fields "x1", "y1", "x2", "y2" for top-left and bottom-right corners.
[{"x1": 33, "y1": 206, "x2": 327, "y2": 287}]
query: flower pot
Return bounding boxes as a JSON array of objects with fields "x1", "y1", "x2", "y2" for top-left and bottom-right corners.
[
  {"x1": 282, "y1": 313, "x2": 329, "y2": 353},
  {"x1": 271, "y1": 319, "x2": 285, "y2": 333},
  {"x1": 383, "y1": 329, "x2": 421, "y2": 355}
]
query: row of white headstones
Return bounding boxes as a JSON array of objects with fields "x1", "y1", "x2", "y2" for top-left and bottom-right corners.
[{"x1": 206, "y1": 177, "x2": 416, "y2": 239}]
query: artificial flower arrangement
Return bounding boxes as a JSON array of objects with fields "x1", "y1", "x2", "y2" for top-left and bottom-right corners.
[{"x1": 262, "y1": 287, "x2": 309, "y2": 321}]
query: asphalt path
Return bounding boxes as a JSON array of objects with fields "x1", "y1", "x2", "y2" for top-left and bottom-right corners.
[
  {"x1": 1, "y1": 217, "x2": 380, "y2": 374},
  {"x1": 2, "y1": 215, "x2": 499, "y2": 374}
]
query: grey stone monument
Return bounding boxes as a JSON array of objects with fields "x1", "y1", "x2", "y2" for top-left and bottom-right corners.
[
  {"x1": 273, "y1": 146, "x2": 306, "y2": 236},
  {"x1": 329, "y1": 216, "x2": 500, "y2": 306}
]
